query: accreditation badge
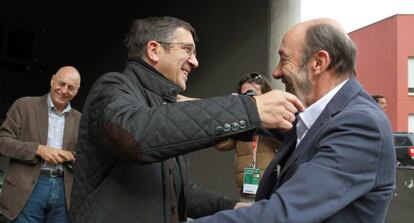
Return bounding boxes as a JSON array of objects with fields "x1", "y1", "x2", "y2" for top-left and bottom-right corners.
[{"x1": 243, "y1": 167, "x2": 260, "y2": 194}]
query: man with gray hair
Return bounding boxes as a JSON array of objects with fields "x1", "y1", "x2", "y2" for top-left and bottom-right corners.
[{"x1": 194, "y1": 18, "x2": 395, "y2": 223}]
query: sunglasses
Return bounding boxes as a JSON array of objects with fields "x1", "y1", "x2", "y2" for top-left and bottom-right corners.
[{"x1": 239, "y1": 72, "x2": 265, "y2": 86}]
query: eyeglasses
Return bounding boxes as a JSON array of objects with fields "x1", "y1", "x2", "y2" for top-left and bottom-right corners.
[{"x1": 158, "y1": 41, "x2": 197, "y2": 57}]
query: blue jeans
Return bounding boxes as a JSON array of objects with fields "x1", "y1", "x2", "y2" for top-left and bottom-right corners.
[{"x1": 9, "y1": 175, "x2": 68, "y2": 223}]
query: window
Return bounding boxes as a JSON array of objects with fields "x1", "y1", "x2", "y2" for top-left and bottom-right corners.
[
  {"x1": 408, "y1": 57, "x2": 414, "y2": 95},
  {"x1": 409, "y1": 114, "x2": 414, "y2": 133}
]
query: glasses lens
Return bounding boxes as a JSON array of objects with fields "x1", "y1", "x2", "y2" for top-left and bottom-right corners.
[
  {"x1": 249, "y1": 73, "x2": 264, "y2": 85},
  {"x1": 158, "y1": 41, "x2": 196, "y2": 56}
]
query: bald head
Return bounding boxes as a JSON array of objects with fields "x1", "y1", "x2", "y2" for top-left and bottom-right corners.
[
  {"x1": 55, "y1": 66, "x2": 81, "y2": 85},
  {"x1": 302, "y1": 18, "x2": 344, "y2": 31},
  {"x1": 288, "y1": 18, "x2": 356, "y2": 76}
]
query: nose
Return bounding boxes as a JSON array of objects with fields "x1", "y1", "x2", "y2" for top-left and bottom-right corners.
[
  {"x1": 188, "y1": 54, "x2": 199, "y2": 68},
  {"x1": 272, "y1": 63, "x2": 282, "y2": 79},
  {"x1": 61, "y1": 86, "x2": 68, "y2": 93}
]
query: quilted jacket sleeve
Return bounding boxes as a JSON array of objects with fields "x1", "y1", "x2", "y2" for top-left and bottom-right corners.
[
  {"x1": 187, "y1": 183, "x2": 237, "y2": 219},
  {"x1": 86, "y1": 73, "x2": 262, "y2": 163}
]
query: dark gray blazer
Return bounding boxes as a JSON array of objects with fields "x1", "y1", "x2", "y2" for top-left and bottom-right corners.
[
  {"x1": 194, "y1": 77, "x2": 396, "y2": 223},
  {"x1": 0, "y1": 95, "x2": 81, "y2": 220}
]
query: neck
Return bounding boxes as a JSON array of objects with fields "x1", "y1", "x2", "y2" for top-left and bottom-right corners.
[{"x1": 305, "y1": 72, "x2": 348, "y2": 107}]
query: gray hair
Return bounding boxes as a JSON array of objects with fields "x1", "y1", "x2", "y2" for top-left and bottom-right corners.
[
  {"x1": 301, "y1": 23, "x2": 357, "y2": 76},
  {"x1": 124, "y1": 16, "x2": 197, "y2": 60}
]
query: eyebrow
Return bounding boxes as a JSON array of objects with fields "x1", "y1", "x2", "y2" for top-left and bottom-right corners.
[{"x1": 57, "y1": 80, "x2": 79, "y2": 89}]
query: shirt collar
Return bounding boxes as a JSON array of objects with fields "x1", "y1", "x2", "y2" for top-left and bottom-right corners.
[
  {"x1": 47, "y1": 93, "x2": 72, "y2": 114},
  {"x1": 299, "y1": 79, "x2": 349, "y2": 130}
]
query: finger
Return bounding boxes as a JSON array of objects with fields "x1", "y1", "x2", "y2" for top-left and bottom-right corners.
[
  {"x1": 282, "y1": 92, "x2": 305, "y2": 112},
  {"x1": 285, "y1": 101, "x2": 299, "y2": 114},
  {"x1": 67, "y1": 153, "x2": 75, "y2": 161},
  {"x1": 277, "y1": 119, "x2": 294, "y2": 131},
  {"x1": 53, "y1": 154, "x2": 65, "y2": 164},
  {"x1": 47, "y1": 157, "x2": 58, "y2": 165},
  {"x1": 61, "y1": 151, "x2": 75, "y2": 161},
  {"x1": 284, "y1": 112, "x2": 296, "y2": 123}
]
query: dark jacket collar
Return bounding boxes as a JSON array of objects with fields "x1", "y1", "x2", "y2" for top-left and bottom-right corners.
[
  {"x1": 125, "y1": 58, "x2": 181, "y2": 102},
  {"x1": 324, "y1": 76, "x2": 366, "y2": 117}
]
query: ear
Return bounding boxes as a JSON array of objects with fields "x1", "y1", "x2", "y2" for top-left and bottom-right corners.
[
  {"x1": 50, "y1": 74, "x2": 55, "y2": 87},
  {"x1": 146, "y1": 41, "x2": 162, "y2": 63},
  {"x1": 312, "y1": 50, "x2": 330, "y2": 74}
]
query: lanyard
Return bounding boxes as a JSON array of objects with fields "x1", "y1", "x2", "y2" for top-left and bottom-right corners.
[{"x1": 249, "y1": 135, "x2": 259, "y2": 168}]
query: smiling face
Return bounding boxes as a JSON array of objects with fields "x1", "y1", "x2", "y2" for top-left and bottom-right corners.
[
  {"x1": 155, "y1": 27, "x2": 199, "y2": 91},
  {"x1": 272, "y1": 25, "x2": 312, "y2": 104},
  {"x1": 50, "y1": 66, "x2": 81, "y2": 112}
]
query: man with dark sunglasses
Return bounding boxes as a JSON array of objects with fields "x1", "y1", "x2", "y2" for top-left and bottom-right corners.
[
  {"x1": 237, "y1": 72, "x2": 272, "y2": 94},
  {"x1": 216, "y1": 72, "x2": 281, "y2": 202}
]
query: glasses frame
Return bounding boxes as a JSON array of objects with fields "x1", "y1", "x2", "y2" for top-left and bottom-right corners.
[{"x1": 157, "y1": 41, "x2": 196, "y2": 57}]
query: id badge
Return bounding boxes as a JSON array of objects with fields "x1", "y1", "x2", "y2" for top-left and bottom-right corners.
[{"x1": 243, "y1": 168, "x2": 260, "y2": 194}]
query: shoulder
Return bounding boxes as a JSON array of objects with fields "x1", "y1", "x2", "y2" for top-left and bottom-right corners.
[
  {"x1": 95, "y1": 72, "x2": 130, "y2": 86},
  {"x1": 88, "y1": 71, "x2": 138, "y2": 97},
  {"x1": 330, "y1": 94, "x2": 392, "y2": 143},
  {"x1": 69, "y1": 108, "x2": 81, "y2": 118},
  {"x1": 9, "y1": 96, "x2": 45, "y2": 110}
]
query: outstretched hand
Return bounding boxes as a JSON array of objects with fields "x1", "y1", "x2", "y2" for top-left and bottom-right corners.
[{"x1": 254, "y1": 90, "x2": 305, "y2": 130}]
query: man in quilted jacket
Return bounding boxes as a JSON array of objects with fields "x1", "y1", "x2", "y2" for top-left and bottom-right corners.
[{"x1": 70, "y1": 16, "x2": 304, "y2": 223}]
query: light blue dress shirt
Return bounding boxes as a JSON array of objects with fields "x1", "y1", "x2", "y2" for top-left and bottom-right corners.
[{"x1": 41, "y1": 94, "x2": 72, "y2": 171}]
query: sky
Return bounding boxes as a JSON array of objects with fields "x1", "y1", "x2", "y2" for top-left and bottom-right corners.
[{"x1": 301, "y1": 0, "x2": 414, "y2": 32}]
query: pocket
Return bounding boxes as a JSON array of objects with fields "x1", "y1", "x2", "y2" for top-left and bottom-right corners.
[
  {"x1": 0, "y1": 174, "x2": 19, "y2": 206},
  {"x1": 4, "y1": 173, "x2": 19, "y2": 186}
]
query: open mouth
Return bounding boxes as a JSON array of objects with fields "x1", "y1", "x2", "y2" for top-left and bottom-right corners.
[{"x1": 182, "y1": 69, "x2": 189, "y2": 76}]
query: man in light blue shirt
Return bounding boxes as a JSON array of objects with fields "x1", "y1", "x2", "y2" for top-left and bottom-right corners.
[{"x1": 0, "y1": 66, "x2": 81, "y2": 223}]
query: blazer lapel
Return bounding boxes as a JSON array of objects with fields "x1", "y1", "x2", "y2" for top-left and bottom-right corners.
[
  {"x1": 279, "y1": 77, "x2": 365, "y2": 179},
  {"x1": 62, "y1": 111, "x2": 74, "y2": 150},
  {"x1": 256, "y1": 129, "x2": 297, "y2": 200},
  {"x1": 36, "y1": 95, "x2": 49, "y2": 145}
]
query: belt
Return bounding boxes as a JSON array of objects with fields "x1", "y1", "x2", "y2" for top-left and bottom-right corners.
[{"x1": 40, "y1": 169, "x2": 64, "y2": 177}]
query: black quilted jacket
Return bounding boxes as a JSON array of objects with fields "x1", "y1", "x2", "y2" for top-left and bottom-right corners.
[{"x1": 70, "y1": 59, "x2": 262, "y2": 223}]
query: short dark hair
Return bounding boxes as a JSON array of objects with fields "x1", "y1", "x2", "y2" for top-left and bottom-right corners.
[
  {"x1": 372, "y1": 95, "x2": 385, "y2": 103},
  {"x1": 124, "y1": 16, "x2": 197, "y2": 60},
  {"x1": 237, "y1": 72, "x2": 272, "y2": 94},
  {"x1": 301, "y1": 23, "x2": 357, "y2": 76}
]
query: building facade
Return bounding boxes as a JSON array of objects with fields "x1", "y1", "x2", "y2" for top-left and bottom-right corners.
[{"x1": 349, "y1": 14, "x2": 414, "y2": 132}]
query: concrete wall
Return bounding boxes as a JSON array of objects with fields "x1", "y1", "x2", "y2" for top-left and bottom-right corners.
[{"x1": 268, "y1": 0, "x2": 301, "y2": 90}]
